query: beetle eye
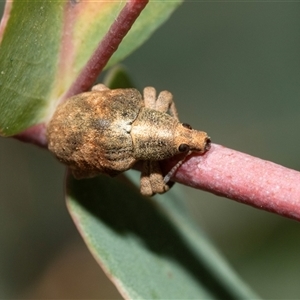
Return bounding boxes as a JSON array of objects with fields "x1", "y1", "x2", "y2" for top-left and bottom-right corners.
[
  {"x1": 178, "y1": 144, "x2": 190, "y2": 152},
  {"x1": 182, "y1": 123, "x2": 192, "y2": 130}
]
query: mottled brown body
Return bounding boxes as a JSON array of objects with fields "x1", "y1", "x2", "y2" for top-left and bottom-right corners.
[{"x1": 47, "y1": 84, "x2": 210, "y2": 196}]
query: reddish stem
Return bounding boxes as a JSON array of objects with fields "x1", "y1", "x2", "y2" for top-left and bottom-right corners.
[
  {"x1": 15, "y1": 123, "x2": 47, "y2": 148},
  {"x1": 64, "y1": 0, "x2": 149, "y2": 99},
  {"x1": 163, "y1": 143, "x2": 300, "y2": 222},
  {"x1": 0, "y1": 1, "x2": 12, "y2": 43}
]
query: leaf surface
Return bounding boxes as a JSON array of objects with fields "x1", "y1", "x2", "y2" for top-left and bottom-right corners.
[
  {"x1": 0, "y1": 0, "x2": 181, "y2": 136},
  {"x1": 67, "y1": 172, "x2": 259, "y2": 299}
]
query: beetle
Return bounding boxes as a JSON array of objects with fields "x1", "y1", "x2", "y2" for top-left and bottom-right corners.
[{"x1": 47, "y1": 84, "x2": 211, "y2": 196}]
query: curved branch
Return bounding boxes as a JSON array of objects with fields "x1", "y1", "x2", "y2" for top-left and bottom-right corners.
[
  {"x1": 163, "y1": 143, "x2": 300, "y2": 222},
  {"x1": 64, "y1": 0, "x2": 148, "y2": 99}
]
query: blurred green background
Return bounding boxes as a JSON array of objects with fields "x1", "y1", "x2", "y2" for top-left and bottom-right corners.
[{"x1": 1, "y1": 2, "x2": 300, "y2": 299}]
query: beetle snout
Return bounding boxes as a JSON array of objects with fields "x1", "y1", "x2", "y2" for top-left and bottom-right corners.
[
  {"x1": 205, "y1": 137, "x2": 211, "y2": 152},
  {"x1": 189, "y1": 130, "x2": 210, "y2": 153}
]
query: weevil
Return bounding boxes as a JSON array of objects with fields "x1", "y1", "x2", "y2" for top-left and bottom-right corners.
[{"x1": 47, "y1": 84, "x2": 211, "y2": 196}]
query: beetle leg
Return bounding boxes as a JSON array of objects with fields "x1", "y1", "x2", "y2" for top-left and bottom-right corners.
[
  {"x1": 156, "y1": 90, "x2": 179, "y2": 120},
  {"x1": 143, "y1": 87, "x2": 157, "y2": 109},
  {"x1": 140, "y1": 161, "x2": 170, "y2": 196},
  {"x1": 143, "y1": 87, "x2": 179, "y2": 121}
]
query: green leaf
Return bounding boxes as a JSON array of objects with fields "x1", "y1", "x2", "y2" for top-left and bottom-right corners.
[
  {"x1": 0, "y1": 1, "x2": 64, "y2": 136},
  {"x1": 66, "y1": 172, "x2": 259, "y2": 299},
  {"x1": 0, "y1": 0, "x2": 182, "y2": 136},
  {"x1": 106, "y1": 1, "x2": 182, "y2": 69}
]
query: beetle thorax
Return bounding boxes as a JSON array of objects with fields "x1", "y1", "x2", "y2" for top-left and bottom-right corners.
[{"x1": 131, "y1": 108, "x2": 179, "y2": 160}]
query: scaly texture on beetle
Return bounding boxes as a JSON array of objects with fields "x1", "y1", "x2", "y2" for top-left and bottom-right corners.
[{"x1": 47, "y1": 84, "x2": 211, "y2": 196}]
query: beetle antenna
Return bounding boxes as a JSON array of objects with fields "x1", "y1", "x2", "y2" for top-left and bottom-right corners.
[{"x1": 163, "y1": 151, "x2": 191, "y2": 183}]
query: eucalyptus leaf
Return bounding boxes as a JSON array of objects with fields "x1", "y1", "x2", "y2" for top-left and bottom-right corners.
[
  {"x1": 106, "y1": 1, "x2": 182, "y2": 69},
  {"x1": 0, "y1": 1, "x2": 64, "y2": 136},
  {"x1": 0, "y1": 0, "x2": 182, "y2": 136},
  {"x1": 67, "y1": 172, "x2": 259, "y2": 299}
]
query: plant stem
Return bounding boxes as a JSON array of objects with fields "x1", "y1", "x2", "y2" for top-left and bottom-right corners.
[
  {"x1": 64, "y1": 0, "x2": 148, "y2": 99},
  {"x1": 164, "y1": 143, "x2": 300, "y2": 222}
]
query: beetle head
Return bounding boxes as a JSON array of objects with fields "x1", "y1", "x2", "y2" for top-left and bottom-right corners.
[{"x1": 174, "y1": 123, "x2": 211, "y2": 154}]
